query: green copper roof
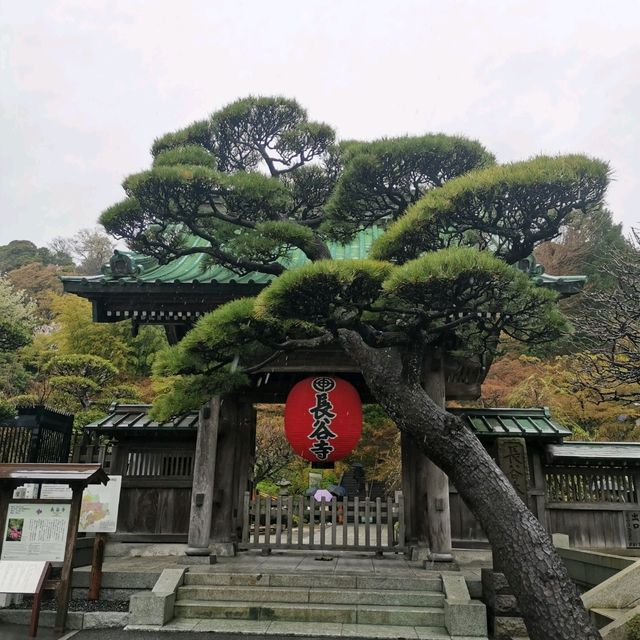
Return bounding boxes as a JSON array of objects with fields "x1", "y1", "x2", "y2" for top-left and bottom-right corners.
[
  {"x1": 61, "y1": 228, "x2": 586, "y2": 297},
  {"x1": 62, "y1": 228, "x2": 383, "y2": 286},
  {"x1": 449, "y1": 407, "x2": 572, "y2": 440},
  {"x1": 86, "y1": 404, "x2": 570, "y2": 441}
]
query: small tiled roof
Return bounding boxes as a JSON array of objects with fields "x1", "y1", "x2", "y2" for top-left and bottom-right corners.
[
  {"x1": 84, "y1": 403, "x2": 198, "y2": 432},
  {"x1": 86, "y1": 404, "x2": 570, "y2": 441},
  {"x1": 546, "y1": 442, "x2": 640, "y2": 463},
  {"x1": 449, "y1": 407, "x2": 571, "y2": 440}
]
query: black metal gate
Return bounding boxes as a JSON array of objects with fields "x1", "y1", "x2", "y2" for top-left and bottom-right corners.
[{"x1": 0, "y1": 406, "x2": 74, "y2": 463}]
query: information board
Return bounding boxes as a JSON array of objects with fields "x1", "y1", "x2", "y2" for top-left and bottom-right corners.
[
  {"x1": 0, "y1": 560, "x2": 48, "y2": 594},
  {"x1": 40, "y1": 476, "x2": 122, "y2": 533},
  {"x1": 1, "y1": 503, "x2": 70, "y2": 562},
  {"x1": 79, "y1": 476, "x2": 122, "y2": 533}
]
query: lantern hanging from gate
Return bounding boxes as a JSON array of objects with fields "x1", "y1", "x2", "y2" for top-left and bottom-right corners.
[{"x1": 284, "y1": 376, "x2": 362, "y2": 463}]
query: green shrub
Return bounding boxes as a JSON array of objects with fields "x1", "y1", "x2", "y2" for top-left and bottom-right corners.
[{"x1": 627, "y1": 613, "x2": 640, "y2": 640}]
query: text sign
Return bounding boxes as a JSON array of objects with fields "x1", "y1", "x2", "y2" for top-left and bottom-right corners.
[
  {"x1": 0, "y1": 560, "x2": 48, "y2": 594},
  {"x1": 625, "y1": 511, "x2": 640, "y2": 548},
  {"x1": 1, "y1": 503, "x2": 70, "y2": 562},
  {"x1": 497, "y1": 438, "x2": 530, "y2": 502}
]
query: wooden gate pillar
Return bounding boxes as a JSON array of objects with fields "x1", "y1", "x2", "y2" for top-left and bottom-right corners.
[
  {"x1": 401, "y1": 433, "x2": 430, "y2": 552},
  {"x1": 423, "y1": 354, "x2": 453, "y2": 562},
  {"x1": 182, "y1": 396, "x2": 221, "y2": 563},
  {"x1": 210, "y1": 396, "x2": 240, "y2": 556},
  {"x1": 231, "y1": 401, "x2": 256, "y2": 542}
]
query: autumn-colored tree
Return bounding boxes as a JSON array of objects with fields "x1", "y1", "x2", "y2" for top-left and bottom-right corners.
[
  {"x1": 254, "y1": 405, "x2": 295, "y2": 486},
  {"x1": 343, "y1": 404, "x2": 398, "y2": 483},
  {"x1": 6, "y1": 262, "x2": 63, "y2": 321}
]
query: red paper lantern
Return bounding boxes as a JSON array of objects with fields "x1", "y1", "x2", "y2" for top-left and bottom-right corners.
[{"x1": 284, "y1": 376, "x2": 362, "y2": 463}]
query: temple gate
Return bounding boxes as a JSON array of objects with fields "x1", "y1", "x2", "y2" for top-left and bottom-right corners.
[{"x1": 63, "y1": 233, "x2": 587, "y2": 560}]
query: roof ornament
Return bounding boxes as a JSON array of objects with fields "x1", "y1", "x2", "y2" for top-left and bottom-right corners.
[
  {"x1": 102, "y1": 250, "x2": 159, "y2": 279},
  {"x1": 516, "y1": 255, "x2": 545, "y2": 276}
]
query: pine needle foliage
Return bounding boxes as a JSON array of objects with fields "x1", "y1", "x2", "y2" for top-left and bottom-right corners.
[
  {"x1": 371, "y1": 155, "x2": 610, "y2": 264},
  {"x1": 325, "y1": 134, "x2": 495, "y2": 241},
  {"x1": 255, "y1": 260, "x2": 394, "y2": 325}
]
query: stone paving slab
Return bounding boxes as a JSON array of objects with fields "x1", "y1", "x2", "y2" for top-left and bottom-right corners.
[
  {"x1": 266, "y1": 621, "x2": 345, "y2": 636},
  {"x1": 130, "y1": 619, "x2": 461, "y2": 638},
  {"x1": 341, "y1": 623, "x2": 419, "y2": 638},
  {"x1": 193, "y1": 619, "x2": 271, "y2": 633}
]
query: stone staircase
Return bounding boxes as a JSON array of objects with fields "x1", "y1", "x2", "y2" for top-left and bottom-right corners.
[{"x1": 173, "y1": 570, "x2": 452, "y2": 636}]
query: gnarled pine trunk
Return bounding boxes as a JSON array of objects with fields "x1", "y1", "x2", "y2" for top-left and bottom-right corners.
[{"x1": 338, "y1": 330, "x2": 599, "y2": 640}]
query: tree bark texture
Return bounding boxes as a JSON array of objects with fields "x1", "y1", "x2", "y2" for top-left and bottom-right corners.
[{"x1": 338, "y1": 330, "x2": 600, "y2": 640}]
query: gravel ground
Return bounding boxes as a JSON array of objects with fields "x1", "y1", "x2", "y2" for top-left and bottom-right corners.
[{"x1": 10, "y1": 597, "x2": 129, "y2": 612}]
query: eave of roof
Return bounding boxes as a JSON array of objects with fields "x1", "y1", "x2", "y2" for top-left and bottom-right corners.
[
  {"x1": 85, "y1": 403, "x2": 570, "y2": 440},
  {"x1": 449, "y1": 407, "x2": 571, "y2": 440},
  {"x1": 61, "y1": 228, "x2": 585, "y2": 298},
  {"x1": 546, "y1": 442, "x2": 640, "y2": 461},
  {"x1": 84, "y1": 403, "x2": 199, "y2": 432}
]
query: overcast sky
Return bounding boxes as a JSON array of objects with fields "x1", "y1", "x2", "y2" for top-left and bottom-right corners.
[{"x1": 1, "y1": 0, "x2": 639, "y2": 246}]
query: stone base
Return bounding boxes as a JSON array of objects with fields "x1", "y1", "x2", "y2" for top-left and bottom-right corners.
[
  {"x1": 424, "y1": 559, "x2": 459, "y2": 571},
  {"x1": 482, "y1": 569, "x2": 526, "y2": 640},
  {"x1": 178, "y1": 553, "x2": 217, "y2": 565},
  {"x1": 494, "y1": 616, "x2": 529, "y2": 639},
  {"x1": 210, "y1": 542, "x2": 236, "y2": 557},
  {"x1": 410, "y1": 545, "x2": 431, "y2": 562},
  {"x1": 429, "y1": 551, "x2": 455, "y2": 562},
  {"x1": 129, "y1": 592, "x2": 175, "y2": 626},
  {"x1": 445, "y1": 600, "x2": 488, "y2": 637}
]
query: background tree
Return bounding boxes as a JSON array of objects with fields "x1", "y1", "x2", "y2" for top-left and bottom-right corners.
[
  {"x1": 101, "y1": 96, "x2": 609, "y2": 640},
  {"x1": 0, "y1": 276, "x2": 37, "y2": 352},
  {"x1": 253, "y1": 405, "x2": 296, "y2": 487},
  {"x1": 50, "y1": 227, "x2": 115, "y2": 275},
  {"x1": 571, "y1": 229, "x2": 640, "y2": 404},
  {"x1": 6, "y1": 262, "x2": 64, "y2": 321},
  {"x1": 0, "y1": 277, "x2": 38, "y2": 419},
  {"x1": 0, "y1": 239, "x2": 73, "y2": 273}
]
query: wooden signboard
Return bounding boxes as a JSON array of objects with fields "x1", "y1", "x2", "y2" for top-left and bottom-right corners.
[
  {"x1": 0, "y1": 463, "x2": 109, "y2": 633},
  {"x1": 497, "y1": 437, "x2": 530, "y2": 502},
  {"x1": 0, "y1": 560, "x2": 51, "y2": 637},
  {"x1": 625, "y1": 510, "x2": 640, "y2": 548}
]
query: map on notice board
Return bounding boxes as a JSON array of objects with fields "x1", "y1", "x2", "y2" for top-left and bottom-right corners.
[{"x1": 78, "y1": 476, "x2": 122, "y2": 533}]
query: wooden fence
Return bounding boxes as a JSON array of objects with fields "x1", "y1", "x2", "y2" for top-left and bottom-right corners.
[
  {"x1": 73, "y1": 439, "x2": 195, "y2": 536},
  {"x1": 240, "y1": 491, "x2": 405, "y2": 552},
  {"x1": 543, "y1": 465, "x2": 640, "y2": 548}
]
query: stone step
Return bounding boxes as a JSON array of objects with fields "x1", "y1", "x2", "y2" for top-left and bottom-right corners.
[
  {"x1": 184, "y1": 571, "x2": 443, "y2": 592},
  {"x1": 177, "y1": 584, "x2": 445, "y2": 607},
  {"x1": 130, "y1": 617, "x2": 457, "y2": 638},
  {"x1": 174, "y1": 600, "x2": 445, "y2": 627}
]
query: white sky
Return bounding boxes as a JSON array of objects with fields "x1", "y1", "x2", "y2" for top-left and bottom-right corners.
[{"x1": 1, "y1": 0, "x2": 639, "y2": 246}]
